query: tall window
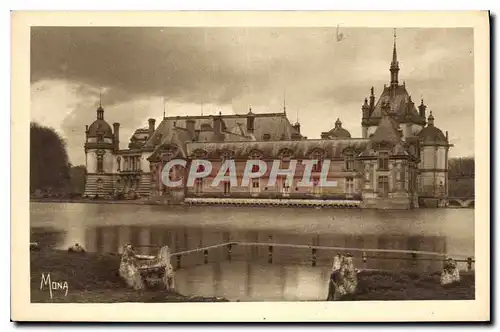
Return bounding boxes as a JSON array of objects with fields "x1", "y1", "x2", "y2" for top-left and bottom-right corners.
[
  {"x1": 195, "y1": 178, "x2": 203, "y2": 194},
  {"x1": 223, "y1": 181, "x2": 231, "y2": 195},
  {"x1": 345, "y1": 177, "x2": 354, "y2": 194},
  {"x1": 312, "y1": 177, "x2": 321, "y2": 195},
  {"x1": 252, "y1": 178, "x2": 260, "y2": 191},
  {"x1": 378, "y1": 175, "x2": 389, "y2": 197},
  {"x1": 96, "y1": 155, "x2": 104, "y2": 173},
  {"x1": 378, "y1": 152, "x2": 389, "y2": 171},
  {"x1": 345, "y1": 153, "x2": 355, "y2": 171},
  {"x1": 97, "y1": 134, "x2": 104, "y2": 142},
  {"x1": 311, "y1": 152, "x2": 323, "y2": 172}
]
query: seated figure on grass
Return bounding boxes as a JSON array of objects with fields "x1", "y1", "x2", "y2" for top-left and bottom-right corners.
[
  {"x1": 118, "y1": 244, "x2": 175, "y2": 291},
  {"x1": 440, "y1": 258, "x2": 460, "y2": 286},
  {"x1": 326, "y1": 253, "x2": 358, "y2": 301}
]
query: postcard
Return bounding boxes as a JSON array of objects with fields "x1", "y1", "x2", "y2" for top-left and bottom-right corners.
[{"x1": 11, "y1": 10, "x2": 490, "y2": 322}]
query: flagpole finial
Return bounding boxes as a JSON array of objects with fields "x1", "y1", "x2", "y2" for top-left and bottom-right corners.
[{"x1": 163, "y1": 97, "x2": 166, "y2": 119}]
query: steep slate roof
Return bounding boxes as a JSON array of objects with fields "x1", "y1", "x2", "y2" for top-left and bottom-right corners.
[
  {"x1": 370, "y1": 85, "x2": 424, "y2": 124},
  {"x1": 370, "y1": 114, "x2": 402, "y2": 144},
  {"x1": 186, "y1": 138, "x2": 369, "y2": 159},
  {"x1": 143, "y1": 112, "x2": 301, "y2": 149}
]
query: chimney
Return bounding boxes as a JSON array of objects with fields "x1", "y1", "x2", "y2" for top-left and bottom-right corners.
[
  {"x1": 213, "y1": 113, "x2": 223, "y2": 135},
  {"x1": 418, "y1": 99, "x2": 427, "y2": 118},
  {"x1": 113, "y1": 122, "x2": 120, "y2": 151},
  {"x1": 247, "y1": 107, "x2": 255, "y2": 133},
  {"x1": 148, "y1": 118, "x2": 156, "y2": 136},
  {"x1": 186, "y1": 118, "x2": 196, "y2": 138}
]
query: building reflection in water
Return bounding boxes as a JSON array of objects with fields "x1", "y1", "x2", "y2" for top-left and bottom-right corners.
[{"x1": 32, "y1": 224, "x2": 452, "y2": 301}]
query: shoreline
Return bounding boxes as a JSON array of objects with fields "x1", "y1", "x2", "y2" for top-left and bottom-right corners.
[
  {"x1": 30, "y1": 249, "x2": 475, "y2": 303},
  {"x1": 29, "y1": 198, "x2": 473, "y2": 210}
]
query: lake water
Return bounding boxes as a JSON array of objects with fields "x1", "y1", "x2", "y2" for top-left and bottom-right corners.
[{"x1": 30, "y1": 202, "x2": 475, "y2": 301}]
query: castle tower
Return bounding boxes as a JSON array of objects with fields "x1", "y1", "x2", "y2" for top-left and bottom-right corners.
[
  {"x1": 417, "y1": 111, "x2": 453, "y2": 207},
  {"x1": 83, "y1": 101, "x2": 117, "y2": 198}
]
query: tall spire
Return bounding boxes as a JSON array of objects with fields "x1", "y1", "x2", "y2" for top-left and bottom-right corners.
[
  {"x1": 390, "y1": 28, "x2": 399, "y2": 87},
  {"x1": 96, "y1": 90, "x2": 104, "y2": 120}
]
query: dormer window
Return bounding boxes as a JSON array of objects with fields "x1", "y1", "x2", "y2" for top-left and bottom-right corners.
[
  {"x1": 97, "y1": 134, "x2": 104, "y2": 142},
  {"x1": 345, "y1": 152, "x2": 355, "y2": 171},
  {"x1": 378, "y1": 152, "x2": 389, "y2": 171}
]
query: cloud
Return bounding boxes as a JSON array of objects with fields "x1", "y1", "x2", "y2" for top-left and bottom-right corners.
[{"x1": 30, "y1": 27, "x2": 475, "y2": 163}]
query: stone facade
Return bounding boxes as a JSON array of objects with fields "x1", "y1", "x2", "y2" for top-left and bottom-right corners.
[{"x1": 83, "y1": 35, "x2": 452, "y2": 209}]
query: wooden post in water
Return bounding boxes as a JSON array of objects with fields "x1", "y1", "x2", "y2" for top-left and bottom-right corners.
[
  {"x1": 362, "y1": 251, "x2": 367, "y2": 270},
  {"x1": 467, "y1": 257, "x2": 473, "y2": 271},
  {"x1": 204, "y1": 249, "x2": 208, "y2": 264},
  {"x1": 411, "y1": 252, "x2": 417, "y2": 268},
  {"x1": 268, "y1": 245, "x2": 273, "y2": 264},
  {"x1": 227, "y1": 244, "x2": 232, "y2": 261},
  {"x1": 312, "y1": 248, "x2": 317, "y2": 267}
]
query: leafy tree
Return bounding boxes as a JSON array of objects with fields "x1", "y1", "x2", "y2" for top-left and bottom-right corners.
[
  {"x1": 448, "y1": 157, "x2": 475, "y2": 180},
  {"x1": 30, "y1": 122, "x2": 71, "y2": 193},
  {"x1": 69, "y1": 165, "x2": 87, "y2": 194},
  {"x1": 448, "y1": 157, "x2": 474, "y2": 197}
]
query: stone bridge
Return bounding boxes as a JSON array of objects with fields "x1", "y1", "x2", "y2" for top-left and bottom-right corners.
[{"x1": 447, "y1": 197, "x2": 475, "y2": 208}]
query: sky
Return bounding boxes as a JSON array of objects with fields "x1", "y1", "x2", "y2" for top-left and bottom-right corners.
[{"x1": 30, "y1": 27, "x2": 474, "y2": 166}]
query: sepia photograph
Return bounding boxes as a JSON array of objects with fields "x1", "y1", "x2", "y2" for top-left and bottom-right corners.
[{"x1": 11, "y1": 10, "x2": 490, "y2": 322}]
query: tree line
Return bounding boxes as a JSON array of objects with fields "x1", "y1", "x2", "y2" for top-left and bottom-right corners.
[
  {"x1": 30, "y1": 122, "x2": 86, "y2": 196},
  {"x1": 448, "y1": 157, "x2": 474, "y2": 197}
]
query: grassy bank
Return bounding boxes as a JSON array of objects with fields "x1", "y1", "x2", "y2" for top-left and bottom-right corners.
[
  {"x1": 30, "y1": 249, "x2": 228, "y2": 303},
  {"x1": 31, "y1": 249, "x2": 474, "y2": 303}
]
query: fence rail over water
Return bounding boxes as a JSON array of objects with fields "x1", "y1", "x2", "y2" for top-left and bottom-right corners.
[{"x1": 132, "y1": 241, "x2": 475, "y2": 273}]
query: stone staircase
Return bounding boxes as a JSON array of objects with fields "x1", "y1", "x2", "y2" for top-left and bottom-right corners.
[
  {"x1": 136, "y1": 174, "x2": 152, "y2": 198},
  {"x1": 83, "y1": 174, "x2": 115, "y2": 197}
]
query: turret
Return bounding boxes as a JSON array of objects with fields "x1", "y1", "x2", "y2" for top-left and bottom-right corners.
[
  {"x1": 362, "y1": 97, "x2": 370, "y2": 118},
  {"x1": 427, "y1": 111, "x2": 434, "y2": 126}
]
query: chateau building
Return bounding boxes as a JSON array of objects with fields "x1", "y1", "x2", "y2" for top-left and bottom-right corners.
[{"x1": 83, "y1": 35, "x2": 452, "y2": 209}]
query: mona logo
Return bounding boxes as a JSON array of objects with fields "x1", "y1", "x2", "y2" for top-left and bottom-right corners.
[{"x1": 40, "y1": 273, "x2": 69, "y2": 299}]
